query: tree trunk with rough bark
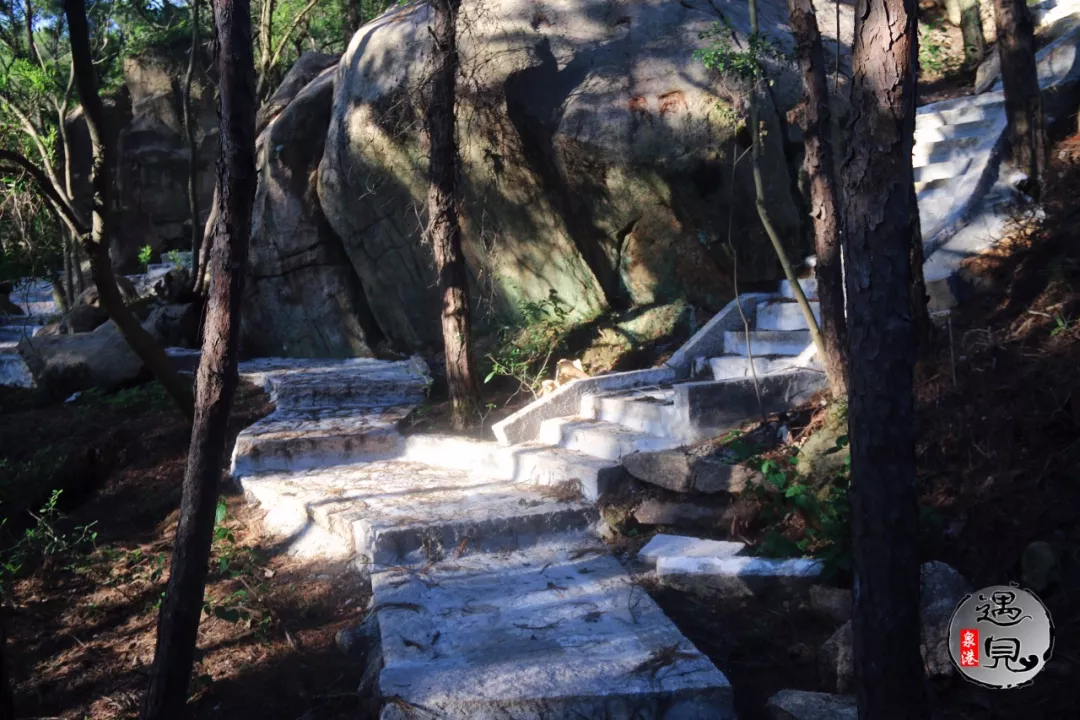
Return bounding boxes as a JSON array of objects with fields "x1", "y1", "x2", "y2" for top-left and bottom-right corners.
[
  {"x1": 994, "y1": 0, "x2": 1046, "y2": 194},
  {"x1": 347, "y1": 0, "x2": 362, "y2": 33},
  {"x1": 788, "y1": 0, "x2": 847, "y2": 399},
  {"x1": 184, "y1": 0, "x2": 202, "y2": 294},
  {"x1": 427, "y1": 0, "x2": 480, "y2": 430},
  {"x1": 63, "y1": 0, "x2": 195, "y2": 420},
  {"x1": 140, "y1": 0, "x2": 256, "y2": 715},
  {"x1": 840, "y1": 0, "x2": 927, "y2": 716}
]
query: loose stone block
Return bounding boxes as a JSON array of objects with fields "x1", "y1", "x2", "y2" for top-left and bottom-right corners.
[
  {"x1": 637, "y1": 534, "x2": 745, "y2": 568},
  {"x1": 658, "y1": 555, "x2": 823, "y2": 599}
]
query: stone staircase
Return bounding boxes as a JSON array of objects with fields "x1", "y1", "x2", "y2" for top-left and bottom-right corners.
[
  {"x1": 230, "y1": 358, "x2": 737, "y2": 717},
  {"x1": 1, "y1": 280, "x2": 57, "y2": 388}
]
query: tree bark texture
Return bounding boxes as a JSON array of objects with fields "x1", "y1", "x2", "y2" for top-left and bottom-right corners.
[
  {"x1": 185, "y1": 0, "x2": 203, "y2": 294},
  {"x1": 63, "y1": 0, "x2": 195, "y2": 420},
  {"x1": 840, "y1": 0, "x2": 927, "y2": 716},
  {"x1": 426, "y1": 0, "x2": 480, "y2": 430},
  {"x1": 140, "y1": 0, "x2": 256, "y2": 715},
  {"x1": 788, "y1": 0, "x2": 848, "y2": 399},
  {"x1": 994, "y1": 0, "x2": 1046, "y2": 192}
]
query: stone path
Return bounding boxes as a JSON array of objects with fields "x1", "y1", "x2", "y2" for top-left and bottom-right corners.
[{"x1": 231, "y1": 358, "x2": 737, "y2": 718}]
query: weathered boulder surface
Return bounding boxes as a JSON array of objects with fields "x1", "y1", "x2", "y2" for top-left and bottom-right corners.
[
  {"x1": 819, "y1": 561, "x2": 970, "y2": 692},
  {"x1": 256, "y1": 52, "x2": 339, "y2": 135},
  {"x1": 766, "y1": 690, "x2": 857, "y2": 720},
  {"x1": 244, "y1": 66, "x2": 377, "y2": 358},
  {"x1": 17, "y1": 321, "x2": 147, "y2": 396},
  {"x1": 75, "y1": 276, "x2": 139, "y2": 308},
  {"x1": 319, "y1": 0, "x2": 810, "y2": 352}
]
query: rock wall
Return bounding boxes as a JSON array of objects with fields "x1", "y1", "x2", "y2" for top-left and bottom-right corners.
[
  {"x1": 243, "y1": 58, "x2": 381, "y2": 359},
  {"x1": 311, "y1": 0, "x2": 814, "y2": 354}
]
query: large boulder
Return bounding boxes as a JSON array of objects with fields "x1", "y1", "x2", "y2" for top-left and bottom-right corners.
[
  {"x1": 17, "y1": 321, "x2": 147, "y2": 397},
  {"x1": 319, "y1": 0, "x2": 810, "y2": 352},
  {"x1": 819, "y1": 561, "x2": 971, "y2": 692},
  {"x1": 256, "y1": 51, "x2": 339, "y2": 135},
  {"x1": 244, "y1": 65, "x2": 378, "y2": 358},
  {"x1": 112, "y1": 41, "x2": 218, "y2": 270},
  {"x1": 75, "y1": 276, "x2": 139, "y2": 308}
]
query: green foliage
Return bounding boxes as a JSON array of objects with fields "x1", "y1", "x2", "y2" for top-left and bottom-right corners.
[
  {"x1": 166, "y1": 249, "x2": 183, "y2": 266},
  {"x1": 745, "y1": 435, "x2": 853, "y2": 579},
  {"x1": 484, "y1": 289, "x2": 571, "y2": 397},
  {"x1": 202, "y1": 499, "x2": 272, "y2": 632},
  {"x1": 918, "y1": 20, "x2": 958, "y2": 77},
  {"x1": 138, "y1": 244, "x2": 154, "y2": 268},
  {"x1": 80, "y1": 382, "x2": 171, "y2": 410},
  {"x1": 694, "y1": 21, "x2": 790, "y2": 84},
  {"x1": 0, "y1": 489, "x2": 98, "y2": 594},
  {"x1": 1051, "y1": 312, "x2": 1072, "y2": 337}
]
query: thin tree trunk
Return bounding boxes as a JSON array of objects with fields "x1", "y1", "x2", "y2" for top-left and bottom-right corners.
[
  {"x1": 63, "y1": 0, "x2": 195, "y2": 420},
  {"x1": 427, "y1": 0, "x2": 479, "y2": 430},
  {"x1": 961, "y1": 0, "x2": 986, "y2": 66},
  {"x1": 0, "y1": 610, "x2": 12, "y2": 720},
  {"x1": 748, "y1": 0, "x2": 825, "y2": 360},
  {"x1": 185, "y1": 0, "x2": 203, "y2": 293},
  {"x1": 347, "y1": 0, "x2": 362, "y2": 33},
  {"x1": 62, "y1": 230, "x2": 76, "y2": 307},
  {"x1": 140, "y1": 0, "x2": 256, "y2": 714},
  {"x1": 255, "y1": 0, "x2": 275, "y2": 99},
  {"x1": 994, "y1": 0, "x2": 1046, "y2": 194},
  {"x1": 788, "y1": 0, "x2": 847, "y2": 399},
  {"x1": 841, "y1": 0, "x2": 927, "y2": 716}
]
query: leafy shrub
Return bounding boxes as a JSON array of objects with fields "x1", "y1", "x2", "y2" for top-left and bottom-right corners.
[
  {"x1": 484, "y1": 289, "x2": 571, "y2": 398},
  {"x1": 138, "y1": 244, "x2": 154, "y2": 268}
]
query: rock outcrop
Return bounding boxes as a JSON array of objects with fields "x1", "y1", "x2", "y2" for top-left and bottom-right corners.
[
  {"x1": 244, "y1": 65, "x2": 379, "y2": 358},
  {"x1": 317, "y1": 0, "x2": 811, "y2": 352}
]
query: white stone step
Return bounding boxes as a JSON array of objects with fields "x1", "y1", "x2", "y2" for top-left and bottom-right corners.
[
  {"x1": 638, "y1": 534, "x2": 746, "y2": 568},
  {"x1": 756, "y1": 299, "x2": 820, "y2": 331},
  {"x1": 373, "y1": 532, "x2": 735, "y2": 718},
  {"x1": 658, "y1": 554, "x2": 824, "y2": 599},
  {"x1": 709, "y1": 354, "x2": 813, "y2": 380},
  {"x1": 778, "y1": 277, "x2": 817, "y2": 300},
  {"x1": 398, "y1": 434, "x2": 625, "y2": 502},
  {"x1": 911, "y1": 136, "x2": 982, "y2": 169},
  {"x1": 240, "y1": 461, "x2": 594, "y2": 565},
  {"x1": 915, "y1": 98, "x2": 1004, "y2": 130},
  {"x1": 537, "y1": 417, "x2": 685, "y2": 461},
  {"x1": 230, "y1": 405, "x2": 415, "y2": 475},
  {"x1": 266, "y1": 367, "x2": 429, "y2": 411},
  {"x1": 912, "y1": 157, "x2": 972, "y2": 185},
  {"x1": 580, "y1": 387, "x2": 679, "y2": 438},
  {"x1": 722, "y1": 330, "x2": 812, "y2": 357},
  {"x1": 913, "y1": 119, "x2": 997, "y2": 143}
]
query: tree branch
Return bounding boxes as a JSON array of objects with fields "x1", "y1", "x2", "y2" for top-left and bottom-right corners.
[{"x1": 0, "y1": 148, "x2": 87, "y2": 234}]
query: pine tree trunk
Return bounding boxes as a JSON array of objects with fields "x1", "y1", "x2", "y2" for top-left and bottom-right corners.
[
  {"x1": 140, "y1": 0, "x2": 256, "y2": 716},
  {"x1": 788, "y1": 0, "x2": 847, "y2": 399},
  {"x1": 185, "y1": 0, "x2": 203, "y2": 294},
  {"x1": 840, "y1": 0, "x2": 927, "y2": 715},
  {"x1": 427, "y1": 0, "x2": 480, "y2": 430},
  {"x1": 994, "y1": 0, "x2": 1046, "y2": 194},
  {"x1": 347, "y1": 0, "x2": 362, "y2": 33},
  {"x1": 63, "y1": 0, "x2": 195, "y2": 421}
]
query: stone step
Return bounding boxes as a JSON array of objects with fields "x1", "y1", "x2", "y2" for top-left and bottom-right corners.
[
  {"x1": 914, "y1": 177, "x2": 953, "y2": 195},
  {"x1": 911, "y1": 136, "x2": 983, "y2": 169},
  {"x1": 373, "y1": 532, "x2": 735, "y2": 719},
  {"x1": 756, "y1": 299, "x2": 820, "y2": 331},
  {"x1": 913, "y1": 157, "x2": 972, "y2": 185},
  {"x1": 397, "y1": 434, "x2": 626, "y2": 502},
  {"x1": 722, "y1": 330, "x2": 812, "y2": 357},
  {"x1": 913, "y1": 118, "x2": 998, "y2": 143},
  {"x1": 915, "y1": 97, "x2": 1004, "y2": 130},
  {"x1": 580, "y1": 387, "x2": 679, "y2": 438},
  {"x1": 710, "y1": 354, "x2": 817, "y2": 380},
  {"x1": 240, "y1": 460, "x2": 595, "y2": 565},
  {"x1": 658, "y1": 554, "x2": 824, "y2": 600},
  {"x1": 778, "y1": 277, "x2": 817, "y2": 300},
  {"x1": 638, "y1": 534, "x2": 747, "y2": 568},
  {"x1": 267, "y1": 367, "x2": 429, "y2": 411},
  {"x1": 536, "y1": 416, "x2": 685, "y2": 461},
  {"x1": 230, "y1": 405, "x2": 415, "y2": 475}
]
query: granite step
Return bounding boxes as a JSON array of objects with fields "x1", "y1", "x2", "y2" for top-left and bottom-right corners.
[
  {"x1": 722, "y1": 330, "x2": 812, "y2": 357},
  {"x1": 580, "y1": 387, "x2": 679, "y2": 438},
  {"x1": 778, "y1": 277, "x2": 818, "y2": 301},
  {"x1": 755, "y1": 299, "x2": 820, "y2": 332},
  {"x1": 913, "y1": 157, "x2": 973, "y2": 185},
  {"x1": 709, "y1": 354, "x2": 816, "y2": 381},
  {"x1": 239, "y1": 460, "x2": 595, "y2": 565},
  {"x1": 536, "y1": 417, "x2": 685, "y2": 461},
  {"x1": 230, "y1": 405, "x2": 416, "y2": 475},
  {"x1": 373, "y1": 532, "x2": 735, "y2": 719}
]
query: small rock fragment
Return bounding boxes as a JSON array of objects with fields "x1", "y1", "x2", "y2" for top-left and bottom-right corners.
[{"x1": 766, "y1": 689, "x2": 857, "y2": 720}]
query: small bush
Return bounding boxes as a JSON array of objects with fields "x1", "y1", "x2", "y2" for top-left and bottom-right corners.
[{"x1": 484, "y1": 289, "x2": 571, "y2": 398}]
